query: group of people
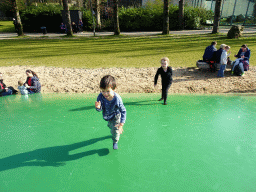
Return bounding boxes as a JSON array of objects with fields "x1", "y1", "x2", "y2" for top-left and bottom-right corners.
[
  {"x1": 60, "y1": 20, "x2": 83, "y2": 33},
  {"x1": 0, "y1": 70, "x2": 41, "y2": 97},
  {"x1": 95, "y1": 57, "x2": 172, "y2": 149},
  {"x1": 1, "y1": 58, "x2": 171, "y2": 151},
  {"x1": 203, "y1": 42, "x2": 251, "y2": 77}
]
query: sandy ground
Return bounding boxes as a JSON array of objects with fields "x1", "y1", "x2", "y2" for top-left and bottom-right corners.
[{"x1": 1, "y1": 65, "x2": 256, "y2": 94}]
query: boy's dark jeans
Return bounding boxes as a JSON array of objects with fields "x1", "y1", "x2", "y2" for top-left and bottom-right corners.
[{"x1": 162, "y1": 83, "x2": 172, "y2": 103}]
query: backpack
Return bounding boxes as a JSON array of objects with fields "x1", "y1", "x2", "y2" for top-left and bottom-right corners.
[
  {"x1": 234, "y1": 64, "x2": 243, "y2": 76},
  {"x1": 241, "y1": 60, "x2": 249, "y2": 71}
]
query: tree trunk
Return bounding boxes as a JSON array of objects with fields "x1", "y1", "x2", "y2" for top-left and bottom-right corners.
[
  {"x1": 62, "y1": 0, "x2": 73, "y2": 36},
  {"x1": 96, "y1": 0, "x2": 101, "y2": 30},
  {"x1": 13, "y1": 0, "x2": 24, "y2": 36},
  {"x1": 162, "y1": 0, "x2": 169, "y2": 34},
  {"x1": 113, "y1": 0, "x2": 120, "y2": 35},
  {"x1": 212, "y1": 0, "x2": 222, "y2": 34},
  {"x1": 179, "y1": 0, "x2": 184, "y2": 30}
]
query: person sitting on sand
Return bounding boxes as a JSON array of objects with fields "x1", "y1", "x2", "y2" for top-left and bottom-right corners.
[
  {"x1": 231, "y1": 55, "x2": 245, "y2": 76},
  {"x1": 154, "y1": 57, "x2": 173, "y2": 105},
  {"x1": 235, "y1": 44, "x2": 250, "y2": 61},
  {"x1": 18, "y1": 80, "x2": 28, "y2": 95},
  {"x1": 0, "y1": 72, "x2": 18, "y2": 97},
  {"x1": 24, "y1": 70, "x2": 41, "y2": 94},
  {"x1": 234, "y1": 44, "x2": 250, "y2": 71},
  {"x1": 203, "y1": 41, "x2": 217, "y2": 62}
]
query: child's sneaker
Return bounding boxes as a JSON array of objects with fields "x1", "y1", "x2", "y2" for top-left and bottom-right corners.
[{"x1": 113, "y1": 143, "x2": 118, "y2": 150}]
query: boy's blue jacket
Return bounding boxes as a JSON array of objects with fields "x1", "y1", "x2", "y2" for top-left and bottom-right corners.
[{"x1": 96, "y1": 92, "x2": 126, "y2": 124}]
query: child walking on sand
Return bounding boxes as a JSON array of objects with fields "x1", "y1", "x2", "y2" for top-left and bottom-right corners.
[
  {"x1": 154, "y1": 57, "x2": 173, "y2": 105},
  {"x1": 18, "y1": 81, "x2": 28, "y2": 95},
  {"x1": 95, "y1": 75, "x2": 126, "y2": 150},
  {"x1": 217, "y1": 45, "x2": 231, "y2": 77}
]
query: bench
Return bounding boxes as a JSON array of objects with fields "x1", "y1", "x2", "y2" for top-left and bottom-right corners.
[{"x1": 196, "y1": 60, "x2": 233, "y2": 70}]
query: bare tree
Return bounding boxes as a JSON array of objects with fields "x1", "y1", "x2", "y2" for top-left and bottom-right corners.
[
  {"x1": 162, "y1": 0, "x2": 169, "y2": 34},
  {"x1": 13, "y1": 0, "x2": 24, "y2": 36},
  {"x1": 62, "y1": 0, "x2": 73, "y2": 36},
  {"x1": 113, "y1": 0, "x2": 120, "y2": 35},
  {"x1": 212, "y1": 0, "x2": 222, "y2": 33},
  {"x1": 179, "y1": 0, "x2": 184, "y2": 30}
]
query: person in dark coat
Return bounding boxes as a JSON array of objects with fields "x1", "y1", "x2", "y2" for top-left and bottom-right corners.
[
  {"x1": 234, "y1": 44, "x2": 251, "y2": 62},
  {"x1": 234, "y1": 44, "x2": 251, "y2": 71},
  {"x1": 0, "y1": 72, "x2": 18, "y2": 97},
  {"x1": 72, "y1": 22, "x2": 78, "y2": 33},
  {"x1": 154, "y1": 57, "x2": 173, "y2": 105},
  {"x1": 24, "y1": 70, "x2": 41, "y2": 94},
  {"x1": 203, "y1": 41, "x2": 217, "y2": 62}
]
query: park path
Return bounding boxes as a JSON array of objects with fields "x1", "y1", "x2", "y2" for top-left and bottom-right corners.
[{"x1": 0, "y1": 27, "x2": 256, "y2": 39}]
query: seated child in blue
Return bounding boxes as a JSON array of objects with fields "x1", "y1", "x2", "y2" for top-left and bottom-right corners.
[
  {"x1": 95, "y1": 75, "x2": 126, "y2": 150},
  {"x1": 18, "y1": 80, "x2": 28, "y2": 95}
]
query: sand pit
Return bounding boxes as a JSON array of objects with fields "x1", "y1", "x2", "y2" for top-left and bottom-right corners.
[{"x1": 1, "y1": 65, "x2": 256, "y2": 94}]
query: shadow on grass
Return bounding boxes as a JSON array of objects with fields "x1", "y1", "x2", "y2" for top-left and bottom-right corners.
[
  {"x1": 0, "y1": 135, "x2": 111, "y2": 172},
  {"x1": 69, "y1": 105, "x2": 95, "y2": 111},
  {"x1": 124, "y1": 100, "x2": 159, "y2": 106},
  {"x1": 69, "y1": 100, "x2": 159, "y2": 112}
]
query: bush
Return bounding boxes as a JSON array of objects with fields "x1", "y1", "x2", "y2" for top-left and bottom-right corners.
[
  {"x1": 119, "y1": 6, "x2": 163, "y2": 31},
  {"x1": 227, "y1": 15, "x2": 236, "y2": 23},
  {"x1": 20, "y1": 4, "x2": 62, "y2": 32},
  {"x1": 236, "y1": 14, "x2": 245, "y2": 22},
  {"x1": 18, "y1": 3, "x2": 214, "y2": 32},
  {"x1": 20, "y1": 4, "x2": 94, "y2": 32},
  {"x1": 227, "y1": 25, "x2": 244, "y2": 39},
  {"x1": 118, "y1": 4, "x2": 213, "y2": 31},
  {"x1": 81, "y1": 9, "x2": 93, "y2": 31}
]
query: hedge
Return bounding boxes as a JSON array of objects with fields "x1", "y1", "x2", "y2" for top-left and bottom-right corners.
[{"x1": 19, "y1": 4, "x2": 213, "y2": 32}]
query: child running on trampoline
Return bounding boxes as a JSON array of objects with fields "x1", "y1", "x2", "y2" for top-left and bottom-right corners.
[
  {"x1": 154, "y1": 57, "x2": 173, "y2": 105},
  {"x1": 95, "y1": 75, "x2": 126, "y2": 150}
]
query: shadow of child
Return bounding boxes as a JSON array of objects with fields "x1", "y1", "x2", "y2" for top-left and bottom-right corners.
[{"x1": 0, "y1": 135, "x2": 111, "y2": 172}]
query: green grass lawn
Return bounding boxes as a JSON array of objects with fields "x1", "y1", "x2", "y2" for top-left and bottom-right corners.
[
  {"x1": 0, "y1": 21, "x2": 15, "y2": 33},
  {"x1": 0, "y1": 33, "x2": 255, "y2": 68}
]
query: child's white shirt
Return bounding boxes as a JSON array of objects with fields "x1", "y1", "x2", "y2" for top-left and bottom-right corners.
[{"x1": 220, "y1": 51, "x2": 230, "y2": 65}]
